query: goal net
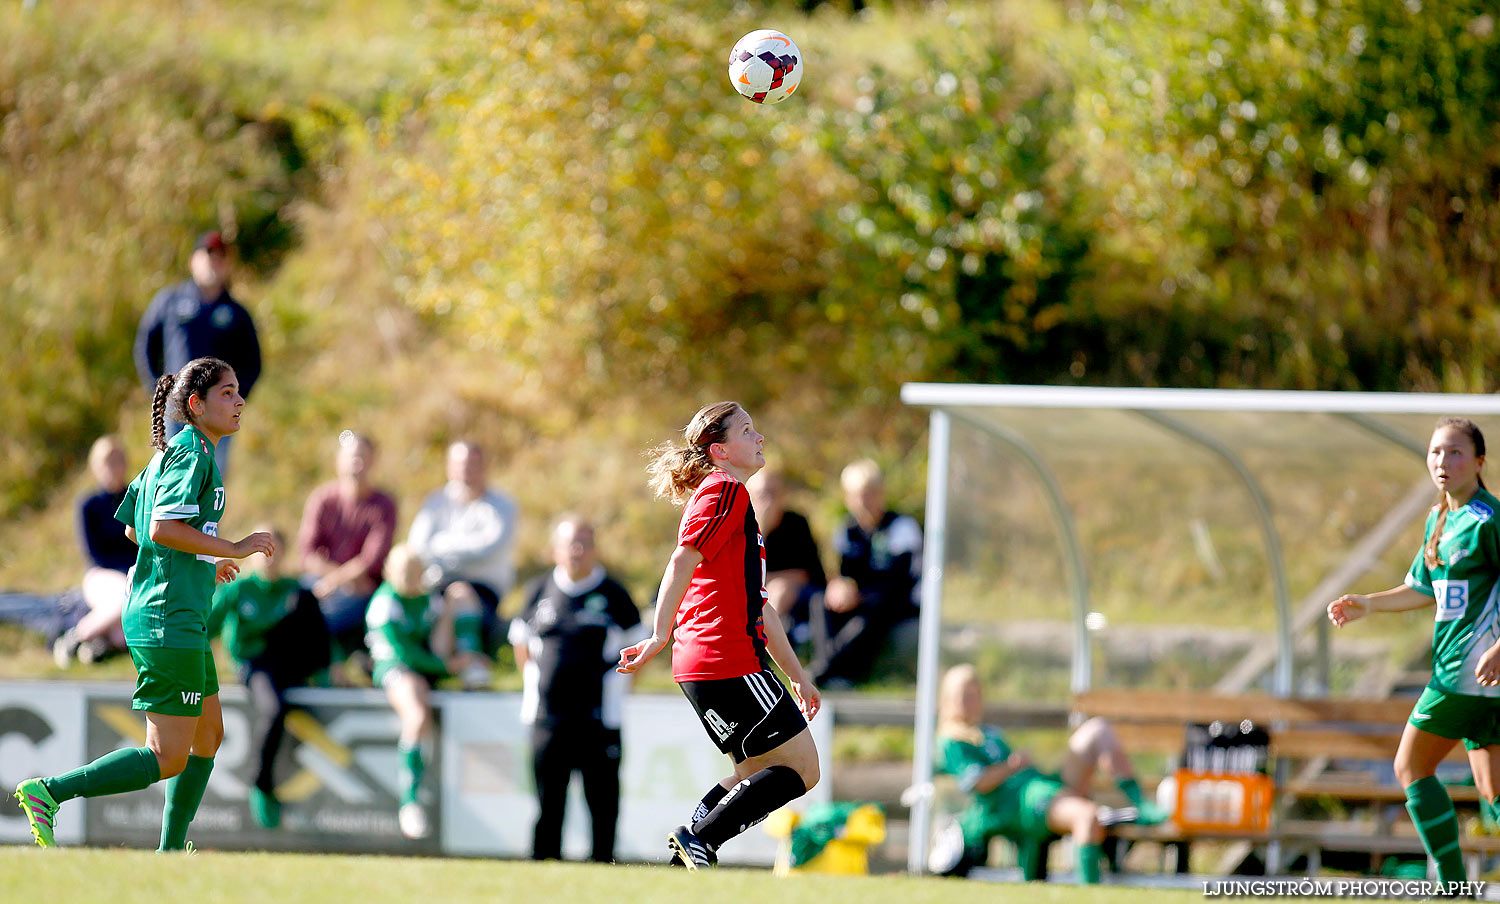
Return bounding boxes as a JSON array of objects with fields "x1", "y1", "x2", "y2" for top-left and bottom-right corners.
[{"x1": 897, "y1": 383, "x2": 1500, "y2": 872}]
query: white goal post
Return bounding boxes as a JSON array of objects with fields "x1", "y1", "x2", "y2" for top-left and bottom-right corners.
[{"x1": 898, "y1": 383, "x2": 1500, "y2": 874}]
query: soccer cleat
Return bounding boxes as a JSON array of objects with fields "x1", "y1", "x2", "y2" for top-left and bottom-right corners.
[
  {"x1": 14, "y1": 778, "x2": 59, "y2": 848},
  {"x1": 1133, "y1": 800, "x2": 1170, "y2": 826},
  {"x1": 398, "y1": 802, "x2": 431, "y2": 840},
  {"x1": 52, "y1": 629, "x2": 81, "y2": 668},
  {"x1": 666, "y1": 825, "x2": 717, "y2": 870},
  {"x1": 1095, "y1": 805, "x2": 1139, "y2": 827},
  {"x1": 249, "y1": 786, "x2": 281, "y2": 829}
]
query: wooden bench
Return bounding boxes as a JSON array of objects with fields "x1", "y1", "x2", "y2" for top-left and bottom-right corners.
[
  {"x1": 1074, "y1": 689, "x2": 1486, "y2": 874},
  {"x1": 1074, "y1": 688, "x2": 1469, "y2": 764}
]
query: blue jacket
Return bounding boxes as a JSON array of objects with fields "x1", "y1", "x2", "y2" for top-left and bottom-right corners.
[{"x1": 134, "y1": 279, "x2": 261, "y2": 398}]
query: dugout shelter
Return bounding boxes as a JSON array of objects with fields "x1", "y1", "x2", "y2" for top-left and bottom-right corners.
[{"x1": 899, "y1": 383, "x2": 1500, "y2": 873}]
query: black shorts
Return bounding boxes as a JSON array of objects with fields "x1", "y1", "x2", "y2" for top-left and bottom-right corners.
[{"x1": 679, "y1": 669, "x2": 808, "y2": 763}]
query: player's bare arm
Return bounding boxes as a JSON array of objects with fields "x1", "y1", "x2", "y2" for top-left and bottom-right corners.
[{"x1": 618, "y1": 543, "x2": 702, "y2": 673}]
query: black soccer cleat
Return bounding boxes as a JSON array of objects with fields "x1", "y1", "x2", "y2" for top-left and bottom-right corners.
[{"x1": 666, "y1": 825, "x2": 717, "y2": 870}]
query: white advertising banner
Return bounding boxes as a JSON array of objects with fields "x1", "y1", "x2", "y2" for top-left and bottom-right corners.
[
  {"x1": 0, "y1": 681, "x2": 87, "y2": 845},
  {"x1": 440, "y1": 693, "x2": 834, "y2": 864},
  {"x1": 0, "y1": 682, "x2": 832, "y2": 863}
]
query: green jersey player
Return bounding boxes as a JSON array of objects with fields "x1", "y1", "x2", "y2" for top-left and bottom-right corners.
[
  {"x1": 14, "y1": 357, "x2": 275, "y2": 851},
  {"x1": 369, "y1": 543, "x2": 486, "y2": 841},
  {"x1": 1328, "y1": 416, "x2": 1500, "y2": 887},
  {"x1": 933, "y1": 664, "x2": 1162, "y2": 882}
]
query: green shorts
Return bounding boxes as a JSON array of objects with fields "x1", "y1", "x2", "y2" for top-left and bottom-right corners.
[
  {"x1": 1409, "y1": 686, "x2": 1500, "y2": 750},
  {"x1": 1015, "y1": 775, "x2": 1066, "y2": 840},
  {"x1": 372, "y1": 658, "x2": 441, "y2": 690},
  {"x1": 129, "y1": 646, "x2": 219, "y2": 716}
]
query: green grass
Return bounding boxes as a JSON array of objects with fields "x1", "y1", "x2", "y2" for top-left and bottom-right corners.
[{"x1": 0, "y1": 849, "x2": 1200, "y2": 903}]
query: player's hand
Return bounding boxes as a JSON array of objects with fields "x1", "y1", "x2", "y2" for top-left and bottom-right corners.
[
  {"x1": 617, "y1": 635, "x2": 668, "y2": 674},
  {"x1": 1007, "y1": 751, "x2": 1033, "y2": 771},
  {"x1": 1327, "y1": 594, "x2": 1369, "y2": 627},
  {"x1": 824, "y1": 578, "x2": 860, "y2": 614},
  {"x1": 233, "y1": 531, "x2": 276, "y2": 560},
  {"x1": 790, "y1": 676, "x2": 821, "y2": 720},
  {"x1": 1477, "y1": 645, "x2": 1500, "y2": 687},
  {"x1": 214, "y1": 559, "x2": 240, "y2": 584}
]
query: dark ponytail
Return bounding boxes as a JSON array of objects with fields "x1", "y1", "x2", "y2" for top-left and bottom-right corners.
[
  {"x1": 151, "y1": 374, "x2": 175, "y2": 451},
  {"x1": 1425, "y1": 417, "x2": 1488, "y2": 569},
  {"x1": 150, "y1": 357, "x2": 234, "y2": 452}
]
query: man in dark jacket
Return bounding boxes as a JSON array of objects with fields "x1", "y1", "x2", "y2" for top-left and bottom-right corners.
[{"x1": 133, "y1": 230, "x2": 261, "y2": 473}]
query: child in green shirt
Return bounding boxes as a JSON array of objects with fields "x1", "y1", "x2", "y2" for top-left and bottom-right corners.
[
  {"x1": 367, "y1": 544, "x2": 487, "y2": 840},
  {"x1": 209, "y1": 525, "x2": 329, "y2": 828}
]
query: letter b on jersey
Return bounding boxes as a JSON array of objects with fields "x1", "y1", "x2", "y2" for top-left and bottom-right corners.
[{"x1": 1435, "y1": 579, "x2": 1469, "y2": 623}]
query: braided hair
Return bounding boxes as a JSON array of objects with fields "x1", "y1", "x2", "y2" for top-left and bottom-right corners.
[
  {"x1": 150, "y1": 356, "x2": 234, "y2": 451},
  {"x1": 646, "y1": 401, "x2": 743, "y2": 505},
  {"x1": 1424, "y1": 416, "x2": 1488, "y2": 570}
]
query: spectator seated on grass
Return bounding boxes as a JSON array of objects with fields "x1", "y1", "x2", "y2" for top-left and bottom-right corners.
[{"x1": 55, "y1": 435, "x2": 135, "y2": 666}]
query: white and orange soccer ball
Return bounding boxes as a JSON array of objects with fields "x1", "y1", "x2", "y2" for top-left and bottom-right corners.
[{"x1": 727, "y1": 29, "x2": 803, "y2": 105}]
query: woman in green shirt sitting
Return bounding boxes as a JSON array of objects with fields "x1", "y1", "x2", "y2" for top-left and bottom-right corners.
[{"x1": 934, "y1": 664, "x2": 1163, "y2": 882}]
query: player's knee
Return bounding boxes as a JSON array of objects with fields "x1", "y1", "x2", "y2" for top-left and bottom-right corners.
[
  {"x1": 798, "y1": 758, "x2": 820, "y2": 792},
  {"x1": 198, "y1": 723, "x2": 224, "y2": 755},
  {"x1": 404, "y1": 704, "x2": 433, "y2": 740},
  {"x1": 445, "y1": 583, "x2": 480, "y2": 615},
  {"x1": 1071, "y1": 717, "x2": 1110, "y2": 751},
  {"x1": 1393, "y1": 756, "x2": 1424, "y2": 788},
  {"x1": 152, "y1": 747, "x2": 189, "y2": 780},
  {"x1": 1477, "y1": 775, "x2": 1498, "y2": 802},
  {"x1": 1079, "y1": 808, "x2": 1105, "y2": 843}
]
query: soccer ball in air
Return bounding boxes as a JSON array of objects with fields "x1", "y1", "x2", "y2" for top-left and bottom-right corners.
[{"x1": 728, "y1": 29, "x2": 803, "y2": 105}]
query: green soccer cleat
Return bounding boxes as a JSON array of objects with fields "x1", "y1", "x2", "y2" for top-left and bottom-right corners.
[
  {"x1": 14, "y1": 778, "x2": 59, "y2": 848},
  {"x1": 1134, "y1": 800, "x2": 1170, "y2": 826},
  {"x1": 249, "y1": 787, "x2": 281, "y2": 829}
]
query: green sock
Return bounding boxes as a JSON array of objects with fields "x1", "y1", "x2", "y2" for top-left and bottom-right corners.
[
  {"x1": 42, "y1": 747, "x2": 161, "y2": 803},
  {"x1": 1484, "y1": 796, "x2": 1500, "y2": 833},
  {"x1": 1076, "y1": 841, "x2": 1101, "y2": 884},
  {"x1": 454, "y1": 614, "x2": 484, "y2": 655},
  {"x1": 159, "y1": 755, "x2": 215, "y2": 851},
  {"x1": 399, "y1": 744, "x2": 424, "y2": 806},
  {"x1": 1404, "y1": 776, "x2": 1467, "y2": 885},
  {"x1": 1117, "y1": 777, "x2": 1146, "y2": 808}
]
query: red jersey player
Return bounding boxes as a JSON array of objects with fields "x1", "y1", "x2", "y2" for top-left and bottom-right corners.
[{"x1": 618, "y1": 401, "x2": 820, "y2": 869}]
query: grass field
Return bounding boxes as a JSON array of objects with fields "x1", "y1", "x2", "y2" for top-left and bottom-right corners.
[{"x1": 0, "y1": 848, "x2": 1202, "y2": 904}]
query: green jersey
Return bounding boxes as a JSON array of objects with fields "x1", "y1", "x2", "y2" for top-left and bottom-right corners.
[
  {"x1": 1405, "y1": 487, "x2": 1500, "y2": 697},
  {"x1": 936, "y1": 726, "x2": 1045, "y2": 839},
  {"x1": 366, "y1": 582, "x2": 446, "y2": 677},
  {"x1": 115, "y1": 425, "x2": 226, "y2": 650},
  {"x1": 209, "y1": 574, "x2": 301, "y2": 662}
]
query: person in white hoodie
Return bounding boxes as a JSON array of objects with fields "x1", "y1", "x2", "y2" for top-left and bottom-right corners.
[{"x1": 406, "y1": 441, "x2": 519, "y2": 660}]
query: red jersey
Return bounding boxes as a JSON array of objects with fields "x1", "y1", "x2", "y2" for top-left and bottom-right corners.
[{"x1": 672, "y1": 469, "x2": 771, "y2": 681}]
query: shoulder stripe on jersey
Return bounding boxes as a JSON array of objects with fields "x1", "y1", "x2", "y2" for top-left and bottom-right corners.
[{"x1": 691, "y1": 480, "x2": 740, "y2": 550}]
